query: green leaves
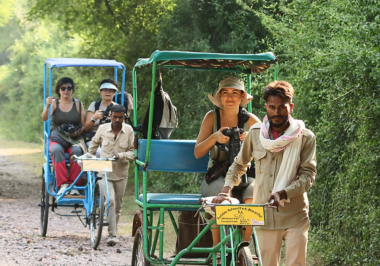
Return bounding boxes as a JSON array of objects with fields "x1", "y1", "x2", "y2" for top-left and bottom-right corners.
[
  {"x1": 258, "y1": 0, "x2": 380, "y2": 263},
  {"x1": 0, "y1": 0, "x2": 15, "y2": 27}
]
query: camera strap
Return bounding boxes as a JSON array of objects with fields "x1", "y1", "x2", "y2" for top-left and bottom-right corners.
[
  {"x1": 215, "y1": 107, "x2": 249, "y2": 131},
  {"x1": 94, "y1": 100, "x2": 102, "y2": 112}
]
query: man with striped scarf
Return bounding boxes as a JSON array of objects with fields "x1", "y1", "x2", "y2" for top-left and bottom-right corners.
[{"x1": 214, "y1": 81, "x2": 317, "y2": 266}]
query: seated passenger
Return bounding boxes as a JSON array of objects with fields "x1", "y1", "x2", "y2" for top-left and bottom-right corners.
[
  {"x1": 83, "y1": 79, "x2": 118, "y2": 157},
  {"x1": 194, "y1": 76, "x2": 261, "y2": 247},
  {"x1": 42, "y1": 77, "x2": 86, "y2": 196}
]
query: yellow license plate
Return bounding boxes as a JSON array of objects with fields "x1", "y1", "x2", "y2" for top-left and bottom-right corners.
[
  {"x1": 83, "y1": 160, "x2": 113, "y2": 172},
  {"x1": 215, "y1": 205, "x2": 265, "y2": 226}
]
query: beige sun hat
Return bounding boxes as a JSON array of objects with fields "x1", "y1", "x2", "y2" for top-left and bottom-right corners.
[{"x1": 208, "y1": 76, "x2": 253, "y2": 108}]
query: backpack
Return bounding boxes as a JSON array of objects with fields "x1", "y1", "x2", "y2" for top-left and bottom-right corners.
[
  {"x1": 94, "y1": 91, "x2": 133, "y2": 118},
  {"x1": 115, "y1": 91, "x2": 134, "y2": 118},
  {"x1": 142, "y1": 80, "x2": 178, "y2": 139}
]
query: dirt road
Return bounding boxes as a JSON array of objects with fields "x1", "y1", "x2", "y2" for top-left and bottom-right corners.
[{"x1": 0, "y1": 153, "x2": 133, "y2": 266}]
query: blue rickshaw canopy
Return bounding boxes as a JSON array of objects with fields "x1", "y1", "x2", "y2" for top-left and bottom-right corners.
[{"x1": 45, "y1": 58, "x2": 125, "y2": 69}]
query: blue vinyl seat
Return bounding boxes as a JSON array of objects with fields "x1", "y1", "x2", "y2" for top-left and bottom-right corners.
[{"x1": 138, "y1": 139, "x2": 208, "y2": 207}]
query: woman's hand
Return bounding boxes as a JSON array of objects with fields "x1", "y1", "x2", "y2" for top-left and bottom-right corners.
[
  {"x1": 67, "y1": 131, "x2": 80, "y2": 137},
  {"x1": 46, "y1": 97, "x2": 54, "y2": 106},
  {"x1": 92, "y1": 110, "x2": 104, "y2": 120},
  {"x1": 239, "y1": 131, "x2": 248, "y2": 141},
  {"x1": 42, "y1": 97, "x2": 55, "y2": 121},
  {"x1": 214, "y1": 127, "x2": 230, "y2": 144}
]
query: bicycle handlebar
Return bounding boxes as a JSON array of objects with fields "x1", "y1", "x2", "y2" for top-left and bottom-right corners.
[
  {"x1": 268, "y1": 199, "x2": 275, "y2": 206},
  {"x1": 203, "y1": 200, "x2": 277, "y2": 209},
  {"x1": 71, "y1": 154, "x2": 116, "y2": 161}
]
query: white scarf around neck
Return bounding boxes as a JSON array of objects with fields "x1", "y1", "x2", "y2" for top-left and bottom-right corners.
[{"x1": 259, "y1": 115, "x2": 305, "y2": 204}]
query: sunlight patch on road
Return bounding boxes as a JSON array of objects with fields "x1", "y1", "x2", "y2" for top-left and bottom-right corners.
[{"x1": 0, "y1": 148, "x2": 43, "y2": 156}]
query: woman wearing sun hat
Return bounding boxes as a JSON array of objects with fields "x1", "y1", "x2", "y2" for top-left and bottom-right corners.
[
  {"x1": 83, "y1": 78, "x2": 119, "y2": 156},
  {"x1": 194, "y1": 76, "x2": 261, "y2": 247}
]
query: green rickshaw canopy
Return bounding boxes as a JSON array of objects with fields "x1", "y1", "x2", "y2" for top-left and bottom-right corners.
[{"x1": 134, "y1": 50, "x2": 277, "y2": 74}]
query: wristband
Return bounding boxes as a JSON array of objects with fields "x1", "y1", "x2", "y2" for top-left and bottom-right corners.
[
  {"x1": 91, "y1": 117, "x2": 96, "y2": 123},
  {"x1": 218, "y1": 192, "x2": 230, "y2": 197}
]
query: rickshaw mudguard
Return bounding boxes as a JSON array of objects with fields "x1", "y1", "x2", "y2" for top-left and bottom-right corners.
[
  {"x1": 236, "y1": 240, "x2": 250, "y2": 250},
  {"x1": 132, "y1": 210, "x2": 151, "y2": 237}
]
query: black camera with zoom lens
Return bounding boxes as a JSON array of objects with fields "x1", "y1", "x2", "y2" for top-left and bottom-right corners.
[
  {"x1": 222, "y1": 127, "x2": 244, "y2": 164},
  {"x1": 222, "y1": 127, "x2": 248, "y2": 187},
  {"x1": 60, "y1": 123, "x2": 82, "y2": 135},
  {"x1": 100, "y1": 103, "x2": 114, "y2": 122}
]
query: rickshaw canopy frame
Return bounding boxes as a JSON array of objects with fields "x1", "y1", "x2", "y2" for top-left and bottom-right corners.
[{"x1": 134, "y1": 50, "x2": 276, "y2": 74}]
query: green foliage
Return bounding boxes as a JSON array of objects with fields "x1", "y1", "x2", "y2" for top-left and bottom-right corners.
[
  {"x1": 0, "y1": 3, "x2": 81, "y2": 141},
  {"x1": 4, "y1": 0, "x2": 380, "y2": 262},
  {"x1": 0, "y1": 0, "x2": 15, "y2": 26},
  {"x1": 258, "y1": 0, "x2": 380, "y2": 264},
  {"x1": 144, "y1": 0, "x2": 276, "y2": 192}
]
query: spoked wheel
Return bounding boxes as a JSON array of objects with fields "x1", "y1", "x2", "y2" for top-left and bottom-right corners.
[
  {"x1": 249, "y1": 236, "x2": 260, "y2": 265},
  {"x1": 40, "y1": 172, "x2": 49, "y2": 237},
  {"x1": 90, "y1": 182, "x2": 104, "y2": 250},
  {"x1": 132, "y1": 227, "x2": 151, "y2": 266},
  {"x1": 237, "y1": 246, "x2": 254, "y2": 266}
]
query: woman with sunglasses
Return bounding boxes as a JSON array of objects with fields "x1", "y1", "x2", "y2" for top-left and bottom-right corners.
[
  {"x1": 82, "y1": 79, "x2": 118, "y2": 157},
  {"x1": 42, "y1": 77, "x2": 86, "y2": 196}
]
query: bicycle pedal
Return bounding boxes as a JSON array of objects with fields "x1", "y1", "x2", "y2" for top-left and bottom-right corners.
[{"x1": 70, "y1": 210, "x2": 82, "y2": 214}]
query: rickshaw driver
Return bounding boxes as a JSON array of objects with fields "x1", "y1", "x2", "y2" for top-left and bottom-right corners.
[
  {"x1": 213, "y1": 81, "x2": 317, "y2": 266},
  {"x1": 88, "y1": 104, "x2": 135, "y2": 246}
]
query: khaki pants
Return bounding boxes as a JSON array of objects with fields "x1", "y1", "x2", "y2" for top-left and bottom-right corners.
[
  {"x1": 99, "y1": 178, "x2": 128, "y2": 237},
  {"x1": 255, "y1": 218, "x2": 310, "y2": 266}
]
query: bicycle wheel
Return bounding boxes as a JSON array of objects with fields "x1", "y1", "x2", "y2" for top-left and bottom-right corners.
[
  {"x1": 132, "y1": 227, "x2": 151, "y2": 266},
  {"x1": 40, "y1": 172, "x2": 49, "y2": 237},
  {"x1": 237, "y1": 246, "x2": 254, "y2": 266},
  {"x1": 249, "y1": 236, "x2": 260, "y2": 265},
  {"x1": 90, "y1": 182, "x2": 104, "y2": 250}
]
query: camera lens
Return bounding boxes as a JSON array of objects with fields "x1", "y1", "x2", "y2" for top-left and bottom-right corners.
[
  {"x1": 60, "y1": 124, "x2": 68, "y2": 132},
  {"x1": 67, "y1": 125, "x2": 76, "y2": 134}
]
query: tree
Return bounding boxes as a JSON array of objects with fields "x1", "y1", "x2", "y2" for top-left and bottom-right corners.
[{"x1": 258, "y1": 0, "x2": 380, "y2": 263}]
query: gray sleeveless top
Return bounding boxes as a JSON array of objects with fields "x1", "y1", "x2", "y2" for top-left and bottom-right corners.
[
  {"x1": 50, "y1": 98, "x2": 81, "y2": 130},
  {"x1": 207, "y1": 109, "x2": 249, "y2": 168}
]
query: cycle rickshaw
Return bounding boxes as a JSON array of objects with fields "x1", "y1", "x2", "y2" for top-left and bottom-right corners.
[
  {"x1": 130, "y1": 51, "x2": 277, "y2": 266},
  {"x1": 40, "y1": 58, "x2": 127, "y2": 249}
]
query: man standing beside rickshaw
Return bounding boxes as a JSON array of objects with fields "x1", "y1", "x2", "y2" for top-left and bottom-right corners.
[{"x1": 214, "y1": 81, "x2": 317, "y2": 266}]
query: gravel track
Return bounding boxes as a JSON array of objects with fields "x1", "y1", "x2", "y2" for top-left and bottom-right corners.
[{"x1": 0, "y1": 154, "x2": 133, "y2": 266}]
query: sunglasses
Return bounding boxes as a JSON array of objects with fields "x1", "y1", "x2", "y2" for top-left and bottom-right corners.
[
  {"x1": 60, "y1": 86, "x2": 73, "y2": 91},
  {"x1": 101, "y1": 88, "x2": 116, "y2": 93}
]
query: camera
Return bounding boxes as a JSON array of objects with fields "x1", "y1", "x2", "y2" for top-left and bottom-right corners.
[
  {"x1": 222, "y1": 127, "x2": 248, "y2": 186},
  {"x1": 100, "y1": 103, "x2": 114, "y2": 122},
  {"x1": 222, "y1": 127, "x2": 244, "y2": 163},
  {"x1": 60, "y1": 124, "x2": 82, "y2": 135}
]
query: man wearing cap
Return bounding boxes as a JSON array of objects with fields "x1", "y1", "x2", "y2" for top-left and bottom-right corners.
[
  {"x1": 83, "y1": 79, "x2": 119, "y2": 156},
  {"x1": 88, "y1": 104, "x2": 134, "y2": 246},
  {"x1": 213, "y1": 81, "x2": 317, "y2": 266},
  {"x1": 194, "y1": 76, "x2": 261, "y2": 248}
]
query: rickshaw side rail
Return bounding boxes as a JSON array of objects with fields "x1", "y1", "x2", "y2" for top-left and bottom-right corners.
[{"x1": 134, "y1": 139, "x2": 210, "y2": 264}]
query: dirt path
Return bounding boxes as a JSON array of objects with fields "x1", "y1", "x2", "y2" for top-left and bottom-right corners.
[{"x1": 0, "y1": 153, "x2": 133, "y2": 266}]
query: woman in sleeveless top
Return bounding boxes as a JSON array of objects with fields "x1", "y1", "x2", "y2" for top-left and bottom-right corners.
[
  {"x1": 83, "y1": 79, "x2": 119, "y2": 157},
  {"x1": 42, "y1": 77, "x2": 86, "y2": 196},
  {"x1": 194, "y1": 76, "x2": 261, "y2": 247}
]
